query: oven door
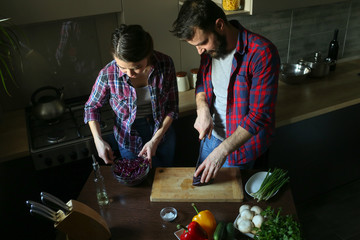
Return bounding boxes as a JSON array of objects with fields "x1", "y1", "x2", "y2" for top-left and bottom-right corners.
[{"x1": 35, "y1": 157, "x2": 93, "y2": 201}]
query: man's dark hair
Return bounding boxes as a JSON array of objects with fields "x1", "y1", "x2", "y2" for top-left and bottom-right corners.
[
  {"x1": 112, "y1": 24, "x2": 153, "y2": 62},
  {"x1": 171, "y1": 0, "x2": 227, "y2": 40}
]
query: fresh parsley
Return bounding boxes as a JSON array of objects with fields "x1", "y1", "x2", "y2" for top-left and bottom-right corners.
[{"x1": 254, "y1": 206, "x2": 302, "y2": 240}]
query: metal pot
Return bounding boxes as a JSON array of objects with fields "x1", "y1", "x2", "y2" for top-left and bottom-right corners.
[
  {"x1": 298, "y1": 52, "x2": 332, "y2": 78},
  {"x1": 31, "y1": 86, "x2": 65, "y2": 121}
]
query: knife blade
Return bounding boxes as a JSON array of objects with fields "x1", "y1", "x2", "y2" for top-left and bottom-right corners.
[
  {"x1": 193, "y1": 139, "x2": 205, "y2": 186},
  {"x1": 40, "y1": 192, "x2": 70, "y2": 213},
  {"x1": 26, "y1": 200, "x2": 57, "y2": 218},
  {"x1": 195, "y1": 138, "x2": 205, "y2": 170},
  {"x1": 29, "y1": 209, "x2": 56, "y2": 223},
  {"x1": 192, "y1": 138, "x2": 214, "y2": 186}
]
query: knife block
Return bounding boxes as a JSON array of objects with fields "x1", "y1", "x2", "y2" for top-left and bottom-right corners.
[{"x1": 55, "y1": 200, "x2": 111, "y2": 240}]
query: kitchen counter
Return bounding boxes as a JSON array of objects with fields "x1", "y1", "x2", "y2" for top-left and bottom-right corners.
[
  {"x1": 1, "y1": 58, "x2": 359, "y2": 161},
  {"x1": 275, "y1": 58, "x2": 360, "y2": 127},
  {"x1": 75, "y1": 167, "x2": 297, "y2": 239},
  {"x1": 0, "y1": 109, "x2": 29, "y2": 162}
]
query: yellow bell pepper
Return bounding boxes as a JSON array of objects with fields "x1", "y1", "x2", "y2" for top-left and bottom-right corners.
[{"x1": 191, "y1": 203, "x2": 217, "y2": 238}]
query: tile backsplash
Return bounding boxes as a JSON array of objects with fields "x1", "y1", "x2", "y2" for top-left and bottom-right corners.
[
  {"x1": 0, "y1": 13, "x2": 117, "y2": 112},
  {"x1": 232, "y1": 0, "x2": 360, "y2": 63}
]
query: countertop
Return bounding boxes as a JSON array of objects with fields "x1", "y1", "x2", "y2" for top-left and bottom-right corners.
[
  {"x1": 75, "y1": 167, "x2": 297, "y2": 240},
  {"x1": 275, "y1": 58, "x2": 360, "y2": 127},
  {"x1": 1, "y1": 58, "x2": 359, "y2": 162},
  {"x1": 0, "y1": 109, "x2": 29, "y2": 162}
]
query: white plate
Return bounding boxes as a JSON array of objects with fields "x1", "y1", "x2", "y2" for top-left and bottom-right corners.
[{"x1": 245, "y1": 171, "x2": 278, "y2": 199}]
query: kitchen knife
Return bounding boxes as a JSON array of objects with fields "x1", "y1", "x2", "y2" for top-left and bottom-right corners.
[
  {"x1": 29, "y1": 209, "x2": 56, "y2": 223},
  {"x1": 192, "y1": 138, "x2": 214, "y2": 186},
  {"x1": 195, "y1": 138, "x2": 205, "y2": 170},
  {"x1": 40, "y1": 192, "x2": 70, "y2": 213},
  {"x1": 192, "y1": 139, "x2": 205, "y2": 186},
  {"x1": 26, "y1": 200, "x2": 57, "y2": 218}
]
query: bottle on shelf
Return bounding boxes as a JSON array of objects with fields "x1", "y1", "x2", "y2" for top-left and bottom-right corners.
[
  {"x1": 327, "y1": 29, "x2": 339, "y2": 71},
  {"x1": 92, "y1": 155, "x2": 109, "y2": 206}
]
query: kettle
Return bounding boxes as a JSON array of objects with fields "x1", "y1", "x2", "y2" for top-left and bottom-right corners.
[{"x1": 31, "y1": 86, "x2": 65, "y2": 121}]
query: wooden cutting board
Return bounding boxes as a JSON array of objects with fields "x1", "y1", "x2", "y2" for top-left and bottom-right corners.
[{"x1": 150, "y1": 167, "x2": 244, "y2": 202}]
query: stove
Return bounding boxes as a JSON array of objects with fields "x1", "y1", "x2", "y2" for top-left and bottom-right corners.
[{"x1": 26, "y1": 98, "x2": 115, "y2": 170}]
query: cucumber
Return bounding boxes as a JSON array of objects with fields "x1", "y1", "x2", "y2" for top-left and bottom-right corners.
[
  {"x1": 213, "y1": 221, "x2": 226, "y2": 240},
  {"x1": 226, "y1": 222, "x2": 235, "y2": 240}
]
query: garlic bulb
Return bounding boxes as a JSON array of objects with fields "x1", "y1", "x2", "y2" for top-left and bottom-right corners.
[
  {"x1": 239, "y1": 204, "x2": 250, "y2": 214},
  {"x1": 252, "y1": 214, "x2": 265, "y2": 228},
  {"x1": 240, "y1": 209, "x2": 254, "y2": 220},
  {"x1": 250, "y1": 206, "x2": 263, "y2": 215},
  {"x1": 238, "y1": 219, "x2": 254, "y2": 233}
]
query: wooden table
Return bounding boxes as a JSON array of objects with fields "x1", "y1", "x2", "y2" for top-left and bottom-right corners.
[{"x1": 77, "y1": 167, "x2": 297, "y2": 240}]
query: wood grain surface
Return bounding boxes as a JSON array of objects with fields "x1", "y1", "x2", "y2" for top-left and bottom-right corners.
[{"x1": 150, "y1": 167, "x2": 244, "y2": 202}]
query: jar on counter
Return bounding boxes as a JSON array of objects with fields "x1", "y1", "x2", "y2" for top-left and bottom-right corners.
[
  {"x1": 176, "y1": 72, "x2": 190, "y2": 92},
  {"x1": 222, "y1": 0, "x2": 240, "y2": 11},
  {"x1": 189, "y1": 68, "x2": 199, "y2": 89}
]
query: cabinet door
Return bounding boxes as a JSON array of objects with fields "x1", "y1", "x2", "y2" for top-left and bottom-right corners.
[
  {"x1": 0, "y1": 0, "x2": 122, "y2": 25},
  {"x1": 252, "y1": 0, "x2": 347, "y2": 14}
]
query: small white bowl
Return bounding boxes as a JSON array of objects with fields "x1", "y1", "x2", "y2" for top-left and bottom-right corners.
[{"x1": 160, "y1": 207, "x2": 177, "y2": 222}]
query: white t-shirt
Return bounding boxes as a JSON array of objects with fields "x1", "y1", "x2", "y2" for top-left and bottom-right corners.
[{"x1": 211, "y1": 49, "x2": 236, "y2": 140}]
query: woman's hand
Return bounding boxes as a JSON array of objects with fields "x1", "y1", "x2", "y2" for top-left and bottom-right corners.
[
  {"x1": 94, "y1": 137, "x2": 115, "y2": 164},
  {"x1": 138, "y1": 140, "x2": 159, "y2": 167}
]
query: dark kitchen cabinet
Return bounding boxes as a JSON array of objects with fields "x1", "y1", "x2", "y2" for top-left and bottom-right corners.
[
  {"x1": 0, "y1": 0, "x2": 122, "y2": 25},
  {"x1": 0, "y1": 155, "x2": 93, "y2": 239},
  {"x1": 0, "y1": 157, "x2": 56, "y2": 239},
  {"x1": 268, "y1": 103, "x2": 360, "y2": 204},
  {"x1": 173, "y1": 114, "x2": 200, "y2": 167}
]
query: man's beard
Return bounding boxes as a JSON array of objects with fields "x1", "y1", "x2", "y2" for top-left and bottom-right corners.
[{"x1": 207, "y1": 31, "x2": 228, "y2": 59}]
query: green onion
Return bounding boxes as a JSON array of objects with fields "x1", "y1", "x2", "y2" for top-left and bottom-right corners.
[{"x1": 251, "y1": 168, "x2": 289, "y2": 202}]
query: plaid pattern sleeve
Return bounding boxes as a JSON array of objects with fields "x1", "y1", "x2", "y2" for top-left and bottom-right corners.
[{"x1": 84, "y1": 61, "x2": 113, "y2": 124}]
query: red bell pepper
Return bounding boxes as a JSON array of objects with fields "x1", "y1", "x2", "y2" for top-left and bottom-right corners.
[{"x1": 177, "y1": 221, "x2": 208, "y2": 240}]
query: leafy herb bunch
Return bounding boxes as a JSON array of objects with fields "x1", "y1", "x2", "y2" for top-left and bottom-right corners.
[{"x1": 254, "y1": 206, "x2": 302, "y2": 240}]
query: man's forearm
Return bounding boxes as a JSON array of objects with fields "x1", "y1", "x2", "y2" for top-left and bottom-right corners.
[
  {"x1": 217, "y1": 125, "x2": 252, "y2": 157},
  {"x1": 195, "y1": 92, "x2": 208, "y2": 111}
]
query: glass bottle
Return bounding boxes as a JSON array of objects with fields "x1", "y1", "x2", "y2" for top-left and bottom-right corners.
[
  {"x1": 92, "y1": 155, "x2": 109, "y2": 206},
  {"x1": 327, "y1": 29, "x2": 339, "y2": 71}
]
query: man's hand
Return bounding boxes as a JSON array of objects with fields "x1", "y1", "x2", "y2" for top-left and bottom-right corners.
[
  {"x1": 194, "y1": 92, "x2": 213, "y2": 140},
  {"x1": 94, "y1": 137, "x2": 115, "y2": 164},
  {"x1": 194, "y1": 146, "x2": 227, "y2": 183},
  {"x1": 194, "y1": 107, "x2": 213, "y2": 140}
]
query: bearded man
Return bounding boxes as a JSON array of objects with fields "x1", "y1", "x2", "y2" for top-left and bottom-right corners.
[{"x1": 171, "y1": 0, "x2": 280, "y2": 183}]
